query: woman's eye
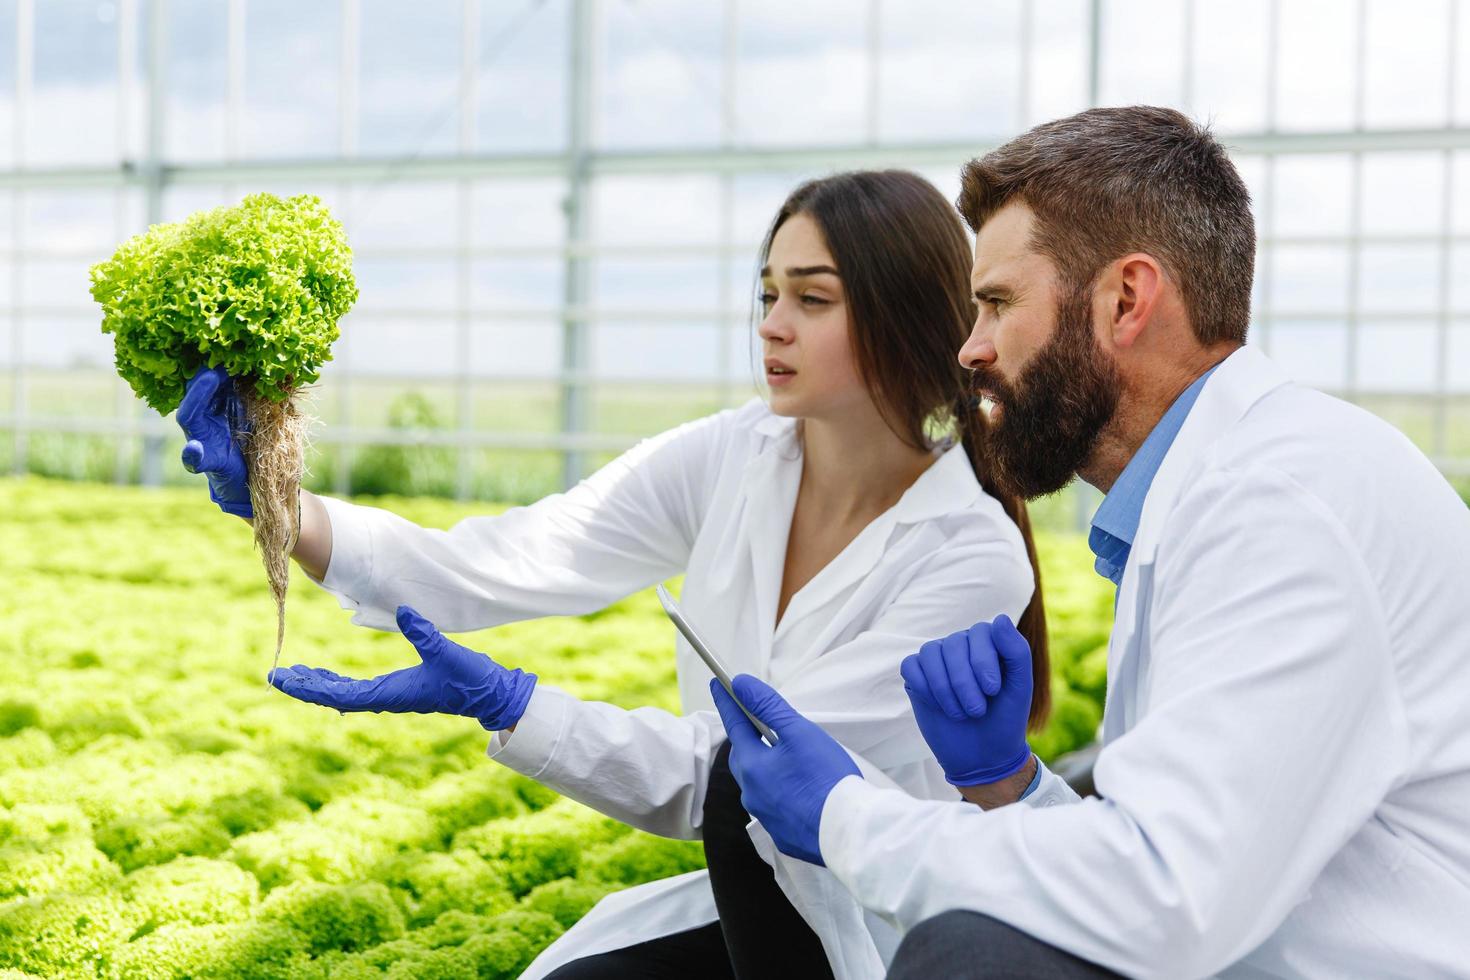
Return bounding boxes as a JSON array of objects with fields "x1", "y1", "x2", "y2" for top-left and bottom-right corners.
[
  {"x1": 759, "y1": 292, "x2": 776, "y2": 307},
  {"x1": 800, "y1": 295, "x2": 829, "y2": 306}
]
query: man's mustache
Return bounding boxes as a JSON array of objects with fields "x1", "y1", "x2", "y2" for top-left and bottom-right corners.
[{"x1": 967, "y1": 368, "x2": 1015, "y2": 407}]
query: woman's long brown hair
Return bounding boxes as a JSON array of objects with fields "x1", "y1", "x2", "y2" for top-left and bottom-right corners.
[{"x1": 760, "y1": 170, "x2": 1051, "y2": 729}]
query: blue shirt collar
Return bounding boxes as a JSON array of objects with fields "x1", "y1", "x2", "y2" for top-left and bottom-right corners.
[{"x1": 1088, "y1": 366, "x2": 1219, "y2": 587}]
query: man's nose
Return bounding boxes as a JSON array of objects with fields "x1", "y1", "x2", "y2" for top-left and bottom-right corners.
[{"x1": 958, "y1": 317, "x2": 997, "y2": 371}]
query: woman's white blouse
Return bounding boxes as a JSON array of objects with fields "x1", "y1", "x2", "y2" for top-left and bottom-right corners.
[{"x1": 314, "y1": 398, "x2": 1035, "y2": 838}]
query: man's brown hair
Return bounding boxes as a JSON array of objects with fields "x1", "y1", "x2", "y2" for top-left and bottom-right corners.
[{"x1": 957, "y1": 105, "x2": 1256, "y2": 346}]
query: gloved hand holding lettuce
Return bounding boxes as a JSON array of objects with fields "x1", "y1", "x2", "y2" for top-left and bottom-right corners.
[{"x1": 90, "y1": 193, "x2": 357, "y2": 671}]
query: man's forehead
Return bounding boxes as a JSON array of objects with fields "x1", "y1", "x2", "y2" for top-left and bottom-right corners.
[{"x1": 971, "y1": 202, "x2": 1044, "y2": 286}]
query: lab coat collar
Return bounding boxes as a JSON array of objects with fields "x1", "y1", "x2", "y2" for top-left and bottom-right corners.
[
  {"x1": 1101, "y1": 344, "x2": 1291, "y2": 737},
  {"x1": 741, "y1": 407, "x2": 984, "y2": 651},
  {"x1": 747, "y1": 404, "x2": 983, "y2": 526},
  {"x1": 771, "y1": 443, "x2": 981, "y2": 643},
  {"x1": 1126, "y1": 344, "x2": 1290, "y2": 569}
]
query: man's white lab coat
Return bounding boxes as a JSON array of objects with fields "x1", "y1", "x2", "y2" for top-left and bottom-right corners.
[
  {"x1": 312, "y1": 399, "x2": 1036, "y2": 978},
  {"x1": 818, "y1": 345, "x2": 1470, "y2": 979}
]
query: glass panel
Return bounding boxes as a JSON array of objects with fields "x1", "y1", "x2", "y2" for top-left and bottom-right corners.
[
  {"x1": 1450, "y1": 244, "x2": 1470, "y2": 312},
  {"x1": 244, "y1": 0, "x2": 339, "y2": 158},
  {"x1": 1025, "y1": 0, "x2": 1090, "y2": 126},
  {"x1": 590, "y1": 381, "x2": 729, "y2": 435},
  {"x1": 30, "y1": 0, "x2": 119, "y2": 165},
  {"x1": 23, "y1": 316, "x2": 112, "y2": 369},
  {"x1": 1271, "y1": 320, "x2": 1349, "y2": 390},
  {"x1": 1276, "y1": 0, "x2": 1356, "y2": 131},
  {"x1": 879, "y1": 0, "x2": 1022, "y2": 142},
  {"x1": 350, "y1": 258, "x2": 457, "y2": 313},
  {"x1": 1363, "y1": 0, "x2": 1450, "y2": 129},
  {"x1": 731, "y1": 172, "x2": 812, "y2": 248},
  {"x1": 591, "y1": 175, "x2": 720, "y2": 246},
  {"x1": 597, "y1": 0, "x2": 722, "y2": 149},
  {"x1": 478, "y1": 0, "x2": 568, "y2": 153},
  {"x1": 357, "y1": 0, "x2": 458, "y2": 157},
  {"x1": 468, "y1": 322, "x2": 561, "y2": 378},
  {"x1": 160, "y1": 185, "x2": 234, "y2": 224},
  {"x1": 1450, "y1": 323, "x2": 1470, "y2": 391},
  {"x1": 470, "y1": 259, "x2": 563, "y2": 311},
  {"x1": 346, "y1": 182, "x2": 458, "y2": 249},
  {"x1": 1452, "y1": 151, "x2": 1470, "y2": 234},
  {"x1": 0, "y1": 0, "x2": 15, "y2": 168},
  {"x1": 1192, "y1": 0, "x2": 1270, "y2": 131},
  {"x1": 737, "y1": 0, "x2": 868, "y2": 146},
  {"x1": 340, "y1": 317, "x2": 458, "y2": 377},
  {"x1": 1271, "y1": 245, "x2": 1351, "y2": 312},
  {"x1": 471, "y1": 179, "x2": 566, "y2": 248},
  {"x1": 1360, "y1": 153, "x2": 1445, "y2": 236},
  {"x1": 22, "y1": 259, "x2": 93, "y2": 312},
  {"x1": 591, "y1": 322, "x2": 722, "y2": 380},
  {"x1": 592, "y1": 257, "x2": 721, "y2": 313},
  {"x1": 167, "y1": 1, "x2": 228, "y2": 161},
  {"x1": 21, "y1": 188, "x2": 119, "y2": 252},
  {"x1": 1101, "y1": 0, "x2": 1185, "y2": 107},
  {"x1": 1357, "y1": 321, "x2": 1439, "y2": 392},
  {"x1": 1356, "y1": 245, "x2": 1440, "y2": 313},
  {"x1": 1272, "y1": 155, "x2": 1352, "y2": 237}
]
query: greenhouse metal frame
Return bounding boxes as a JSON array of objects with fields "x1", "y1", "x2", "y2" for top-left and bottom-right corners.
[{"x1": 3, "y1": 0, "x2": 1468, "y2": 502}]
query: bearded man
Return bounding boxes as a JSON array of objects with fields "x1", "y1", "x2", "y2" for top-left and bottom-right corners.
[{"x1": 706, "y1": 106, "x2": 1470, "y2": 979}]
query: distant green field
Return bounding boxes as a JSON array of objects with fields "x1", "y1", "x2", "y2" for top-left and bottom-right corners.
[
  {"x1": 6, "y1": 370, "x2": 1466, "y2": 514},
  {"x1": 0, "y1": 477, "x2": 1112, "y2": 978}
]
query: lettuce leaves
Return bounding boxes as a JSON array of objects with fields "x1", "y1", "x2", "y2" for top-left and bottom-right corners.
[{"x1": 90, "y1": 193, "x2": 357, "y2": 414}]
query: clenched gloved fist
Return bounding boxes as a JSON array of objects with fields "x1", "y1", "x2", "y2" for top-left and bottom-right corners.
[{"x1": 901, "y1": 614, "x2": 1034, "y2": 786}]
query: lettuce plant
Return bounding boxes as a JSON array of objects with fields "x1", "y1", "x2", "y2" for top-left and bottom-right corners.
[{"x1": 90, "y1": 193, "x2": 357, "y2": 670}]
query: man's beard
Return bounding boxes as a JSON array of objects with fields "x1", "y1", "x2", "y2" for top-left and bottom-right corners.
[{"x1": 971, "y1": 282, "x2": 1121, "y2": 500}]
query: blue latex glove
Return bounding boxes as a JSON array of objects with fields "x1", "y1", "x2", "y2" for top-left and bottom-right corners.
[
  {"x1": 176, "y1": 366, "x2": 253, "y2": 518},
  {"x1": 900, "y1": 614, "x2": 1033, "y2": 786},
  {"x1": 709, "y1": 675, "x2": 860, "y2": 867},
  {"x1": 270, "y1": 605, "x2": 537, "y2": 732}
]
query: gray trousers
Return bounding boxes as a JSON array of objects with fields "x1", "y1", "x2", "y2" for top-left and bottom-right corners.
[{"x1": 887, "y1": 910, "x2": 1124, "y2": 980}]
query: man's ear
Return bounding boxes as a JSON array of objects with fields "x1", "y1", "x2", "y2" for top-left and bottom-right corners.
[{"x1": 1107, "y1": 253, "x2": 1164, "y2": 350}]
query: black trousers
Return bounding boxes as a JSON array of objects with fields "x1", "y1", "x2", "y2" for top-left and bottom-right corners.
[
  {"x1": 886, "y1": 910, "x2": 1123, "y2": 980},
  {"x1": 546, "y1": 741, "x2": 834, "y2": 979}
]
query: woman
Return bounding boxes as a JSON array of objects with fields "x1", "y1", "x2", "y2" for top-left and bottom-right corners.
[{"x1": 177, "y1": 170, "x2": 1050, "y2": 978}]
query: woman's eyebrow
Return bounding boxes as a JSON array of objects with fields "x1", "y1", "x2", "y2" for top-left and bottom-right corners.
[{"x1": 759, "y1": 264, "x2": 841, "y2": 278}]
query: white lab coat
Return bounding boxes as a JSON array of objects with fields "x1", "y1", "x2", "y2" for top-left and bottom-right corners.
[
  {"x1": 818, "y1": 345, "x2": 1470, "y2": 979},
  {"x1": 312, "y1": 398, "x2": 1036, "y2": 978}
]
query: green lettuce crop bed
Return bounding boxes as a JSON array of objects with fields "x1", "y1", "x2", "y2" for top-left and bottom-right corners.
[{"x1": 0, "y1": 476, "x2": 1112, "y2": 978}]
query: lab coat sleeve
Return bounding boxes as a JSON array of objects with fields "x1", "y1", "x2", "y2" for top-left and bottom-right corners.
[
  {"x1": 1021, "y1": 758, "x2": 1082, "y2": 809},
  {"x1": 313, "y1": 410, "x2": 733, "y2": 632},
  {"x1": 817, "y1": 466, "x2": 1412, "y2": 980},
  {"x1": 778, "y1": 529, "x2": 1037, "y2": 774},
  {"x1": 486, "y1": 684, "x2": 724, "y2": 840},
  {"x1": 485, "y1": 523, "x2": 1035, "y2": 839}
]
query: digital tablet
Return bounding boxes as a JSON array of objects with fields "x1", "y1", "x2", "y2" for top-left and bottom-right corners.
[{"x1": 656, "y1": 584, "x2": 778, "y2": 745}]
